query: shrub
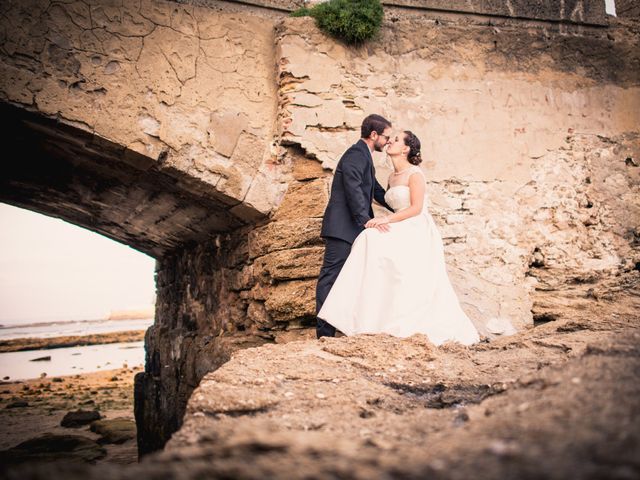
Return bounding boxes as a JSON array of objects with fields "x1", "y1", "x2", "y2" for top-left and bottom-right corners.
[{"x1": 291, "y1": 0, "x2": 384, "y2": 45}]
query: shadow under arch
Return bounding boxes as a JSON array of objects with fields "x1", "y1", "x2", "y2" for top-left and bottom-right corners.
[{"x1": 0, "y1": 102, "x2": 258, "y2": 258}]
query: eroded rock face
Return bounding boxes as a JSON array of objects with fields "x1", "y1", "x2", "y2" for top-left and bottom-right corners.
[
  {"x1": 0, "y1": 0, "x2": 288, "y2": 237},
  {"x1": 157, "y1": 302, "x2": 640, "y2": 479},
  {"x1": 135, "y1": 218, "x2": 322, "y2": 454},
  {"x1": 384, "y1": 0, "x2": 607, "y2": 25},
  {"x1": 616, "y1": 0, "x2": 640, "y2": 18},
  {"x1": 276, "y1": 15, "x2": 640, "y2": 332},
  {"x1": 158, "y1": 304, "x2": 639, "y2": 480}
]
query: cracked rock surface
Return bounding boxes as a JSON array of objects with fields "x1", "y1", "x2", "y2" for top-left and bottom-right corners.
[{"x1": 0, "y1": 0, "x2": 288, "y2": 250}]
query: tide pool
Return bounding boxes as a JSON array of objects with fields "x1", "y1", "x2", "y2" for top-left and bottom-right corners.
[{"x1": 0, "y1": 341, "x2": 145, "y2": 381}]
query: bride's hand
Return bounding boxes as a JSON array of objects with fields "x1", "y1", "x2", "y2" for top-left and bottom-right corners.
[{"x1": 365, "y1": 217, "x2": 391, "y2": 232}]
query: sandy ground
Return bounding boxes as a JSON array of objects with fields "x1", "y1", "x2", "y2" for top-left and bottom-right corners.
[{"x1": 0, "y1": 366, "x2": 139, "y2": 464}]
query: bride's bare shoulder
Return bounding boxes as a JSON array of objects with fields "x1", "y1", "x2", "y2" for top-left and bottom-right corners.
[{"x1": 409, "y1": 166, "x2": 425, "y2": 179}]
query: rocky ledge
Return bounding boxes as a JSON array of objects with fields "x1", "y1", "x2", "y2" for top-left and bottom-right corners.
[{"x1": 3, "y1": 296, "x2": 638, "y2": 479}]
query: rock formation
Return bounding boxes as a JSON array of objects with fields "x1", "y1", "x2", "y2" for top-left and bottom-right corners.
[
  {"x1": 4, "y1": 300, "x2": 639, "y2": 478},
  {"x1": 0, "y1": 0, "x2": 638, "y2": 458}
]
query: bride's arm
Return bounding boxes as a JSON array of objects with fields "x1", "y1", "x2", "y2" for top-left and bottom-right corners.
[{"x1": 365, "y1": 173, "x2": 424, "y2": 228}]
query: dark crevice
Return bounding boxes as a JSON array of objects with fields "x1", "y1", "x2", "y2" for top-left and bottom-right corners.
[
  {"x1": 201, "y1": 407, "x2": 273, "y2": 418},
  {"x1": 384, "y1": 382, "x2": 506, "y2": 409},
  {"x1": 533, "y1": 313, "x2": 558, "y2": 326}
]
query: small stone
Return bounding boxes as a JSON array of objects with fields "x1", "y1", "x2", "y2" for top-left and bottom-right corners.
[
  {"x1": 315, "y1": 393, "x2": 326, "y2": 399},
  {"x1": 364, "y1": 437, "x2": 392, "y2": 449},
  {"x1": 571, "y1": 377, "x2": 582, "y2": 384},
  {"x1": 284, "y1": 391, "x2": 294, "y2": 398},
  {"x1": 30, "y1": 356, "x2": 51, "y2": 362},
  {"x1": 453, "y1": 409, "x2": 470, "y2": 425},
  {"x1": 359, "y1": 408, "x2": 375, "y2": 419},
  {"x1": 90, "y1": 418, "x2": 136, "y2": 444},
  {"x1": 488, "y1": 439, "x2": 520, "y2": 457},
  {"x1": 486, "y1": 317, "x2": 517, "y2": 336},
  {"x1": 429, "y1": 459, "x2": 447, "y2": 471}
]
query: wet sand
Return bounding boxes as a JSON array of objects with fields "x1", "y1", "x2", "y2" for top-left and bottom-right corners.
[{"x1": 0, "y1": 366, "x2": 140, "y2": 464}]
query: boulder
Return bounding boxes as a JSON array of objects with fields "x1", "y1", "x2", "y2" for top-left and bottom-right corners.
[
  {"x1": 61, "y1": 410, "x2": 102, "y2": 428},
  {"x1": 0, "y1": 434, "x2": 106, "y2": 464},
  {"x1": 90, "y1": 418, "x2": 137, "y2": 445}
]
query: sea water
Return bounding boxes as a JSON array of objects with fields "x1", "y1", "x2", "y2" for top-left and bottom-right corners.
[
  {"x1": 0, "y1": 317, "x2": 152, "y2": 381},
  {"x1": 0, "y1": 318, "x2": 154, "y2": 340},
  {"x1": 0, "y1": 341, "x2": 145, "y2": 381}
]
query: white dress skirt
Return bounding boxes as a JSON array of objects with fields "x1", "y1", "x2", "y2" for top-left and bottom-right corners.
[{"x1": 318, "y1": 166, "x2": 479, "y2": 346}]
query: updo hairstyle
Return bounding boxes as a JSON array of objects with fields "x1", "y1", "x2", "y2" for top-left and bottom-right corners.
[{"x1": 403, "y1": 130, "x2": 422, "y2": 165}]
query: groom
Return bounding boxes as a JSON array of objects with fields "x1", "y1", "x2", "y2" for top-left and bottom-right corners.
[{"x1": 315, "y1": 114, "x2": 394, "y2": 338}]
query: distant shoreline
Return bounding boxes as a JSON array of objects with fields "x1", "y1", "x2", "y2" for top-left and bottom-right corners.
[
  {"x1": 0, "y1": 330, "x2": 146, "y2": 353},
  {"x1": 107, "y1": 309, "x2": 154, "y2": 321},
  {"x1": 0, "y1": 316, "x2": 153, "y2": 330}
]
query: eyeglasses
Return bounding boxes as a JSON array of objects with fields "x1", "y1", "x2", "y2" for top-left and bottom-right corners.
[{"x1": 377, "y1": 133, "x2": 390, "y2": 142}]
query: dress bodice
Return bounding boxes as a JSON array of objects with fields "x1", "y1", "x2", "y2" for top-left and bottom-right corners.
[{"x1": 384, "y1": 166, "x2": 429, "y2": 212}]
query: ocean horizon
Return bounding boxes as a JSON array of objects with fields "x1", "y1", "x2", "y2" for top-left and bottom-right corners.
[{"x1": 0, "y1": 317, "x2": 154, "y2": 341}]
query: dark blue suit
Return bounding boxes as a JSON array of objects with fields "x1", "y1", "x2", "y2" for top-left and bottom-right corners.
[{"x1": 316, "y1": 139, "x2": 392, "y2": 337}]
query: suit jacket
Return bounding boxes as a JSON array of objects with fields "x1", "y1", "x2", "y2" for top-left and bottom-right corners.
[{"x1": 321, "y1": 139, "x2": 393, "y2": 244}]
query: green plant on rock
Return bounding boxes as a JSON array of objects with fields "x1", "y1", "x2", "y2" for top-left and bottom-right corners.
[{"x1": 291, "y1": 0, "x2": 384, "y2": 45}]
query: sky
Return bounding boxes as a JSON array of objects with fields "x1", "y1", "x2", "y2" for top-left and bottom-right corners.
[{"x1": 0, "y1": 203, "x2": 156, "y2": 326}]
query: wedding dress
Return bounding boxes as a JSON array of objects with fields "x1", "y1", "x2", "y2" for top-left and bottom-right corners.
[{"x1": 318, "y1": 165, "x2": 480, "y2": 346}]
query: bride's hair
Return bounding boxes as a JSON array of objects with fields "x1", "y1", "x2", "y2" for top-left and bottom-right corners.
[{"x1": 403, "y1": 131, "x2": 422, "y2": 165}]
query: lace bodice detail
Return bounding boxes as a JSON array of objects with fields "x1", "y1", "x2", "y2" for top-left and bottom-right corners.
[{"x1": 384, "y1": 166, "x2": 429, "y2": 212}]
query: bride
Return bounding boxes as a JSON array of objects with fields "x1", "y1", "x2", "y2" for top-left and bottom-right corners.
[{"x1": 317, "y1": 130, "x2": 480, "y2": 346}]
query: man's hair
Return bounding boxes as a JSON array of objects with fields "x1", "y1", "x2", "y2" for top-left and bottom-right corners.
[{"x1": 361, "y1": 114, "x2": 392, "y2": 139}]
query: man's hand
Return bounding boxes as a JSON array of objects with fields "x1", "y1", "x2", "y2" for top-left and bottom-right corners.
[{"x1": 365, "y1": 217, "x2": 391, "y2": 232}]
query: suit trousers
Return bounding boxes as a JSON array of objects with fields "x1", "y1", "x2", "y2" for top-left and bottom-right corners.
[{"x1": 316, "y1": 236, "x2": 352, "y2": 338}]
